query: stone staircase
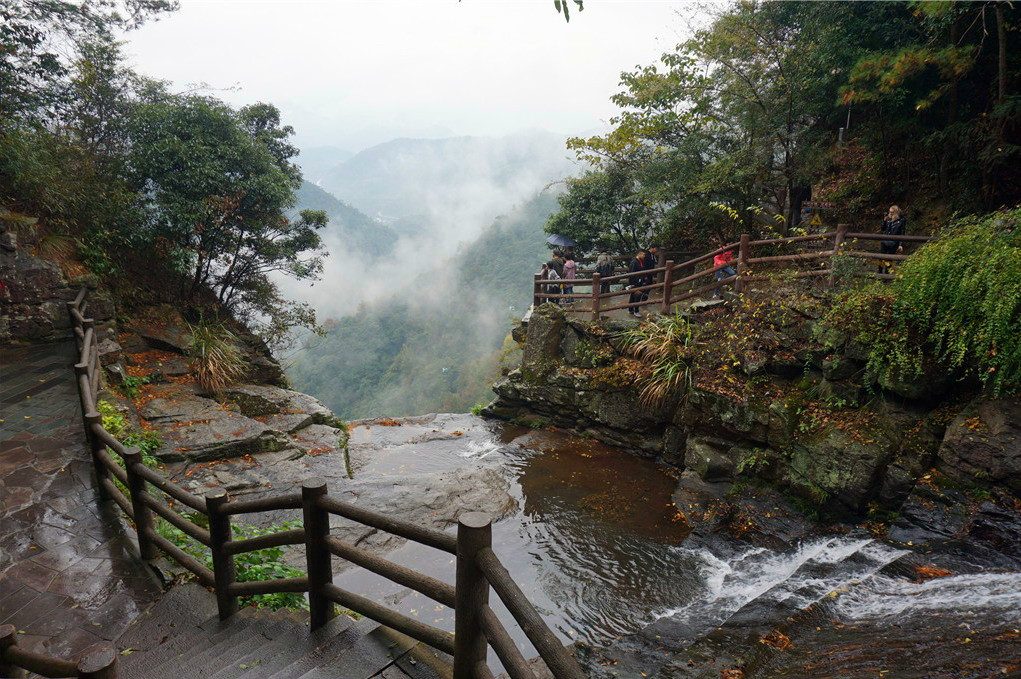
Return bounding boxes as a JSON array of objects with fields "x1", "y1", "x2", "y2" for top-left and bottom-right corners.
[{"x1": 114, "y1": 584, "x2": 452, "y2": 679}]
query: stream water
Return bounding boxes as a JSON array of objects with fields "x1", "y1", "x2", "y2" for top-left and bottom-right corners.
[{"x1": 322, "y1": 415, "x2": 1021, "y2": 677}]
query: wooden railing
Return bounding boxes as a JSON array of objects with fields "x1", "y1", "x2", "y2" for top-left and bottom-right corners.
[
  {"x1": 0, "y1": 291, "x2": 586, "y2": 679},
  {"x1": 534, "y1": 226, "x2": 933, "y2": 320}
]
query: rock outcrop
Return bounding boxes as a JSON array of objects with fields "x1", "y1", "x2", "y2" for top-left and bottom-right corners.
[
  {"x1": 0, "y1": 248, "x2": 115, "y2": 343},
  {"x1": 488, "y1": 304, "x2": 1017, "y2": 514}
]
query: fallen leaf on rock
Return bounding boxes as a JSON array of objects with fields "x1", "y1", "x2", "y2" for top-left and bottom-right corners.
[
  {"x1": 759, "y1": 631, "x2": 792, "y2": 650},
  {"x1": 914, "y1": 564, "x2": 953, "y2": 581}
]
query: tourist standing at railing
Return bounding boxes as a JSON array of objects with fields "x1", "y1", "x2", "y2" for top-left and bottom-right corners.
[
  {"x1": 595, "y1": 252, "x2": 614, "y2": 294},
  {"x1": 546, "y1": 265, "x2": 562, "y2": 305},
  {"x1": 627, "y1": 249, "x2": 648, "y2": 316},
  {"x1": 644, "y1": 244, "x2": 660, "y2": 269},
  {"x1": 879, "y1": 205, "x2": 906, "y2": 273},
  {"x1": 712, "y1": 242, "x2": 736, "y2": 298},
  {"x1": 547, "y1": 249, "x2": 565, "y2": 278},
  {"x1": 563, "y1": 254, "x2": 577, "y2": 301}
]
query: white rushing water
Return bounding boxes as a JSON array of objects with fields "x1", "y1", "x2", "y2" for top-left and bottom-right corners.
[
  {"x1": 657, "y1": 536, "x2": 908, "y2": 631},
  {"x1": 833, "y1": 571, "x2": 1021, "y2": 619}
]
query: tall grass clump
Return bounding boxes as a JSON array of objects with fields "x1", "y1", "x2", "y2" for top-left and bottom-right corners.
[
  {"x1": 619, "y1": 312, "x2": 693, "y2": 406},
  {"x1": 824, "y1": 207, "x2": 1021, "y2": 394},
  {"x1": 188, "y1": 319, "x2": 247, "y2": 393}
]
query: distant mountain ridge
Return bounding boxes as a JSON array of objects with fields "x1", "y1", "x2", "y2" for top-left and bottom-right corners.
[
  {"x1": 316, "y1": 131, "x2": 578, "y2": 219},
  {"x1": 293, "y1": 181, "x2": 395, "y2": 257}
]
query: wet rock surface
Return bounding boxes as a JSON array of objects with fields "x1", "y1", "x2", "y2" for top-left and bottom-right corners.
[{"x1": 141, "y1": 393, "x2": 287, "y2": 462}]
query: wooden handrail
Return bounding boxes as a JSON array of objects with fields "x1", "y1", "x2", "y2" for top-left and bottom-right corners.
[
  {"x1": 324, "y1": 535, "x2": 456, "y2": 608},
  {"x1": 748, "y1": 231, "x2": 835, "y2": 247},
  {"x1": 845, "y1": 232, "x2": 933, "y2": 242},
  {"x1": 479, "y1": 604, "x2": 536, "y2": 679},
  {"x1": 221, "y1": 492, "x2": 302, "y2": 515},
  {"x1": 531, "y1": 226, "x2": 935, "y2": 319},
  {"x1": 322, "y1": 584, "x2": 457, "y2": 655},
  {"x1": 476, "y1": 546, "x2": 585, "y2": 679},
  {"x1": 316, "y1": 495, "x2": 458, "y2": 554},
  {"x1": 223, "y1": 528, "x2": 305, "y2": 555}
]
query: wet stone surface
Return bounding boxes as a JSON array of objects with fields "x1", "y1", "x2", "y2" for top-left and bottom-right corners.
[{"x1": 0, "y1": 342, "x2": 162, "y2": 660}]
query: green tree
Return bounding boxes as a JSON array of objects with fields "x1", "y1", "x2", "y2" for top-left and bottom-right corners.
[
  {"x1": 545, "y1": 167, "x2": 650, "y2": 254},
  {"x1": 127, "y1": 93, "x2": 328, "y2": 340}
]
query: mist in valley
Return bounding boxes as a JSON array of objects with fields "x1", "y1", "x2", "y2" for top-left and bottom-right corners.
[{"x1": 119, "y1": 1, "x2": 685, "y2": 418}]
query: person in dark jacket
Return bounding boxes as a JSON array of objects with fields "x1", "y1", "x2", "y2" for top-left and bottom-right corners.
[
  {"x1": 595, "y1": 253, "x2": 615, "y2": 294},
  {"x1": 627, "y1": 249, "x2": 647, "y2": 316},
  {"x1": 879, "y1": 206, "x2": 906, "y2": 273},
  {"x1": 547, "y1": 250, "x2": 565, "y2": 278},
  {"x1": 644, "y1": 244, "x2": 660, "y2": 270}
]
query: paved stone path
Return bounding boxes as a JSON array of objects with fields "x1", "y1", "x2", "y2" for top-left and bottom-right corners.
[{"x1": 0, "y1": 341, "x2": 162, "y2": 661}]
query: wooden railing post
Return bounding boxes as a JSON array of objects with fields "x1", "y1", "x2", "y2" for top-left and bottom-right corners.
[
  {"x1": 122, "y1": 447, "x2": 156, "y2": 561},
  {"x1": 76, "y1": 645, "x2": 117, "y2": 679},
  {"x1": 0, "y1": 625, "x2": 26, "y2": 678},
  {"x1": 303, "y1": 480, "x2": 334, "y2": 629},
  {"x1": 453, "y1": 512, "x2": 492, "y2": 679},
  {"x1": 532, "y1": 273, "x2": 542, "y2": 308},
  {"x1": 82, "y1": 409, "x2": 109, "y2": 498},
  {"x1": 661, "y1": 260, "x2": 675, "y2": 314},
  {"x1": 735, "y1": 234, "x2": 750, "y2": 293},
  {"x1": 206, "y1": 489, "x2": 238, "y2": 620},
  {"x1": 828, "y1": 223, "x2": 849, "y2": 288},
  {"x1": 590, "y1": 273, "x2": 601, "y2": 321}
]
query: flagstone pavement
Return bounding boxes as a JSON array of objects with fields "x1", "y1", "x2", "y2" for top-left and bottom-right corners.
[{"x1": 0, "y1": 341, "x2": 163, "y2": 661}]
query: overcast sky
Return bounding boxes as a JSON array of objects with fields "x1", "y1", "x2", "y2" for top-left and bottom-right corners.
[{"x1": 122, "y1": 1, "x2": 697, "y2": 153}]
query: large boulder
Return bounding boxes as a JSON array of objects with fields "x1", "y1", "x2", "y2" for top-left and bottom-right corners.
[
  {"x1": 787, "y1": 425, "x2": 898, "y2": 512},
  {"x1": 521, "y1": 304, "x2": 565, "y2": 380},
  {"x1": 677, "y1": 389, "x2": 769, "y2": 444},
  {"x1": 220, "y1": 384, "x2": 340, "y2": 428},
  {"x1": 937, "y1": 397, "x2": 1021, "y2": 496},
  {"x1": 141, "y1": 394, "x2": 287, "y2": 462},
  {"x1": 123, "y1": 305, "x2": 193, "y2": 354},
  {"x1": 685, "y1": 436, "x2": 742, "y2": 480},
  {"x1": 878, "y1": 359, "x2": 954, "y2": 401}
]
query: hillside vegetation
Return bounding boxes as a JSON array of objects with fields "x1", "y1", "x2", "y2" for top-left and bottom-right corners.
[{"x1": 293, "y1": 181, "x2": 396, "y2": 257}]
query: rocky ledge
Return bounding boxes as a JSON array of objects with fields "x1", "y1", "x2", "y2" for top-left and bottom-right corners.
[{"x1": 486, "y1": 303, "x2": 1020, "y2": 515}]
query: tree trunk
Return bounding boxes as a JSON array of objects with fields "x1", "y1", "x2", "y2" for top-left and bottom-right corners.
[{"x1": 996, "y1": 2, "x2": 1007, "y2": 106}]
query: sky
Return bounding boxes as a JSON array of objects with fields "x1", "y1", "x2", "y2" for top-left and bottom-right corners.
[{"x1": 121, "y1": 0, "x2": 696, "y2": 153}]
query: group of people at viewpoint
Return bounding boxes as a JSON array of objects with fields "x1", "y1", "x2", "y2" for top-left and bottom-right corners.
[
  {"x1": 538, "y1": 204, "x2": 909, "y2": 315},
  {"x1": 539, "y1": 245, "x2": 661, "y2": 316}
]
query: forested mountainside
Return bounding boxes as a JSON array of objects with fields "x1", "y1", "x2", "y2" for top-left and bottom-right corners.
[
  {"x1": 286, "y1": 192, "x2": 558, "y2": 418},
  {"x1": 317, "y1": 132, "x2": 577, "y2": 219},
  {"x1": 292, "y1": 181, "x2": 395, "y2": 257}
]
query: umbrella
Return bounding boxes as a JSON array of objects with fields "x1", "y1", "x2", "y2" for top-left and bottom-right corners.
[{"x1": 545, "y1": 234, "x2": 576, "y2": 247}]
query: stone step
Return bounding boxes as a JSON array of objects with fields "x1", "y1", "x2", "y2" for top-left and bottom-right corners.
[
  {"x1": 262, "y1": 615, "x2": 374, "y2": 679},
  {"x1": 151, "y1": 617, "x2": 298, "y2": 679},
  {"x1": 140, "y1": 613, "x2": 268, "y2": 679},
  {"x1": 115, "y1": 582, "x2": 219, "y2": 652},
  {"x1": 237, "y1": 613, "x2": 357, "y2": 678},
  {"x1": 296, "y1": 624, "x2": 420, "y2": 679},
  {"x1": 204, "y1": 617, "x2": 316, "y2": 679}
]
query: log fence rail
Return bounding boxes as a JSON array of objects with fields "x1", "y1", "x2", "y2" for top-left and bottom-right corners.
[
  {"x1": 0, "y1": 292, "x2": 586, "y2": 679},
  {"x1": 533, "y1": 227, "x2": 933, "y2": 320}
]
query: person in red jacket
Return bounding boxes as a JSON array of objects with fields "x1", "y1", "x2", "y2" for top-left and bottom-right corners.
[{"x1": 713, "y1": 241, "x2": 736, "y2": 298}]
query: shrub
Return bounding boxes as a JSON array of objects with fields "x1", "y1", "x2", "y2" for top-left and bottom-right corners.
[
  {"x1": 156, "y1": 518, "x2": 308, "y2": 611},
  {"x1": 97, "y1": 400, "x2": 161, "y2": 465},
  {"x1": 823, "y1": 207, "x2": 1021, "y2": 393},
  {"x1": 188, "y1": 320, "x2": 247, "y2": 393},
  {"x1": 619, "y1": 313, "x2": 692, "y2": 406}
]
